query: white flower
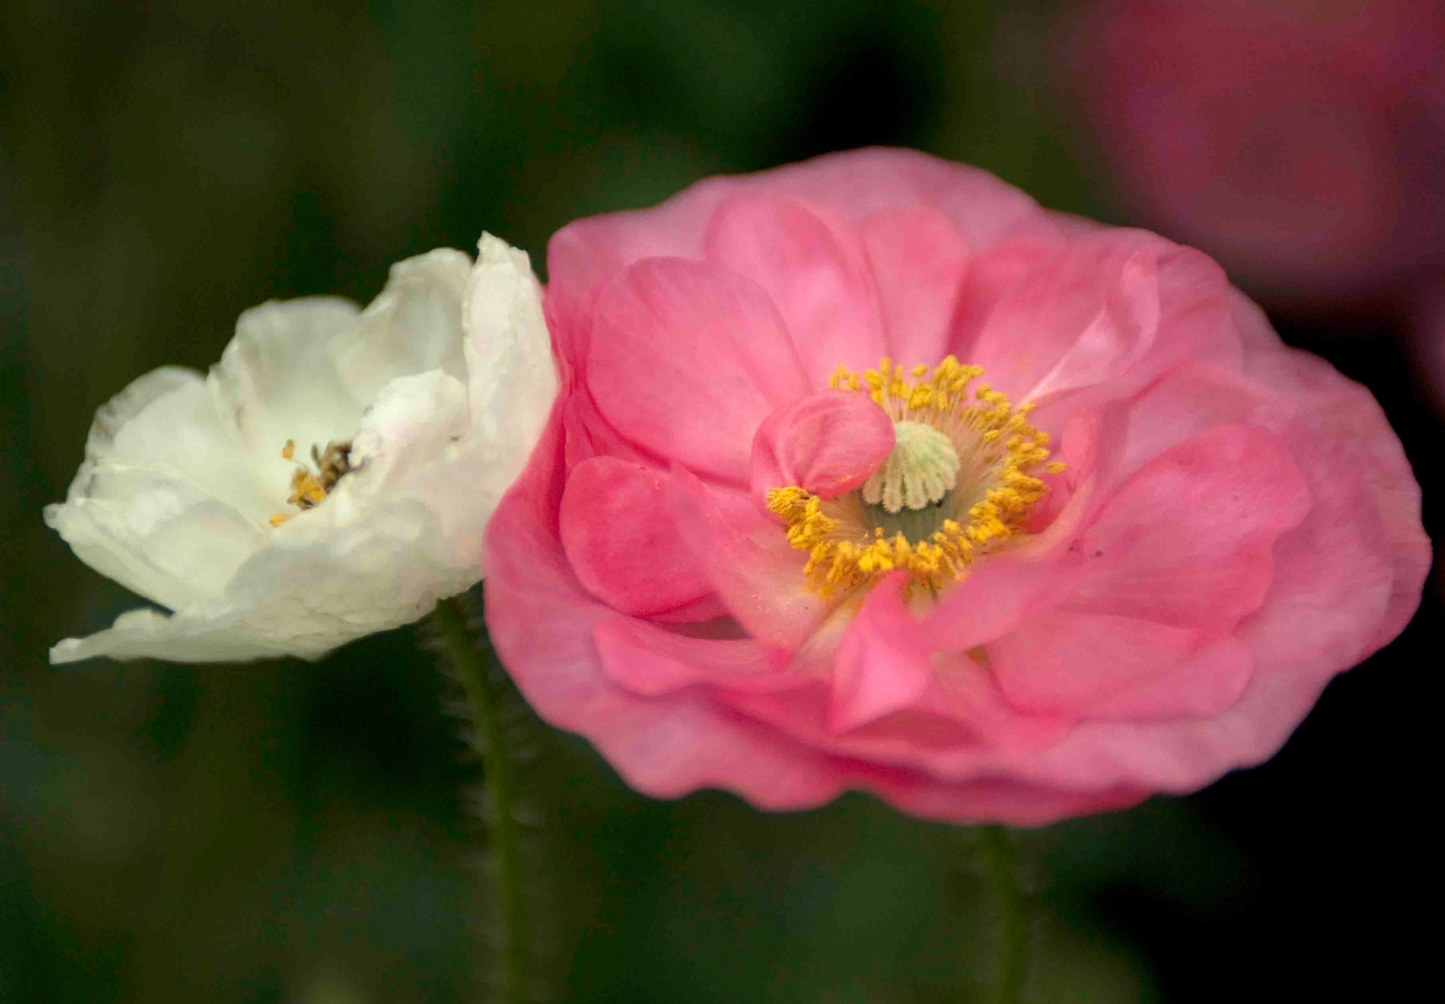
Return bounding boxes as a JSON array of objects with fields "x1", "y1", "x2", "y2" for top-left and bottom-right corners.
[{"x1": 46, "y1": 234, "x2": 557, "y2": 663}]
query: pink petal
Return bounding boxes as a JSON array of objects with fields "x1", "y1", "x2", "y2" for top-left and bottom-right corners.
[
  {"x1": 665, "y1": 466, "x2": 830, "y2": 650},
  {"x1": 750, "y1": 389, "x2": 894, "y2": 502},
  {"x1": 988, "y1": 609, "x2": 1246, "y2": 717},
  {"x1": 739, "y1": 147, "x2": 1060, "y2": 250},
  {"x1": 870, "y1": 774, "x2": 1147, "y2": 827},
  {"x1": 827, "y1": 574, "x2": 933, "y2": 732},
  {"x1": 859, "y1": 207, "x2": 972, "y2": 365},
  {"x1": 1073, "y1": 424, "x2": 1311, "y2": 630},
  {"x1": 918, "y1": 550, "x2": 1086, "y2": 653},
  {"x1": 704, "y1": 193, "x2": 888, "y2": 382},
  {"x1": 1087, "y1": 637, "x2": 1254, "y2": 720},
  {"x1": 587, "y1": 257, "x2": 810, "y2": 483},
  {"x1": 559, "y1": 457, "x2": 715, "y2": 617},
  {"x1": 1111, "y1": 360, "x2": 1285, "y2": 484},
  {"x1": 1239, "y1": 334, "x2": 1430, "y2": 652},
  {"x1": 962, "y1": 231, "x2": 1238, "y2": 408},
  {"x1": 545, "y1": 179, "x2": 733, "y2": 366},
  {"x1": 594, "y1": 616, "x2": 809, "y2": 697}
]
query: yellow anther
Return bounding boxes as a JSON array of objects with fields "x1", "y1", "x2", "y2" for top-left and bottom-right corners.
[
  {"x1": 269, "y1": 438, "x2": 354, "y2": 528},
  {"x1": 767, "y1": 357, "x2": 1065, "y2": 597}
]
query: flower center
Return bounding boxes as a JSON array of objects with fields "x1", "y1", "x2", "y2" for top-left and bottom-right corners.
[
  {"x1": 765, "y1": 356, "x2": 1063, "y2": 597},
  {"x1": 269, "y1": 439, "x2": 353, "y2": 527},
  {"x1": 861, "y1": 420, "x2": 959, "y2": 515}
]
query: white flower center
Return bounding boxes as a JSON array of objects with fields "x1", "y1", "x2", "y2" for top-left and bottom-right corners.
[
  {"x1": 861, "y1": 420, "x2": 960, "y2": 514},
  {"x1": 269, "y1": 439, "x2": 353, "y2": 526}
]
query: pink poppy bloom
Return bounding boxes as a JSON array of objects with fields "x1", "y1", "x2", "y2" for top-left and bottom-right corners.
[
  {"x1": 1064, "y1": 0, "x2": 1445, "y2": 305},
  {"x1": 485, "y1": 149, "x2": 1428, "y2": 825}
]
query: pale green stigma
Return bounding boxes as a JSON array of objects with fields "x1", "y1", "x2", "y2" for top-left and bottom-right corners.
[{"x1": 861, "y1": 420, "x2": 960, "y2": 515}]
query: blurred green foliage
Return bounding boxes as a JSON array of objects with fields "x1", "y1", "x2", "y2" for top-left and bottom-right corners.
[{"x1": 3, "y1": 2, "x2": 1259, "y2": 1001}]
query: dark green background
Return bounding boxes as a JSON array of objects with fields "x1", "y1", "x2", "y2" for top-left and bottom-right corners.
[{"x1": 3, "y1": 2, "x2": 1437, "y2": 1001}]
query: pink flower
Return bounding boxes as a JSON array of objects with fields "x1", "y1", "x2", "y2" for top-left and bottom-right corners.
[
  {"x1": 1064, "y1": 0, "x2": 1445, "y2": 304},
  {"x1": 484, "y1": 149, "x2": 1429, "y2": 825}
]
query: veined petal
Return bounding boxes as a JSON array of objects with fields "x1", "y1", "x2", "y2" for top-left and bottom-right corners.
[
  {"x1": 750, "y1": 390, "x2": 895, "y2": 503},
  {"x1": 560, "y1": 457, "x2": 714, "y2": 617},
  {"x1": 704, "y1": 193, "x2": 888, "y2": 382},
  {"x1": 859, "y1": 207, "x2": 972, "y2": 366},
  {"x1": 666, "y1": 467, "x2": 830, "y2": 650},
  {"x1": 587, "y1": 257, "x2": 809, "y2": 482}
]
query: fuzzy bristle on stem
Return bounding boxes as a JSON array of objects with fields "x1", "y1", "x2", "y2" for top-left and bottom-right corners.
[{"x1": 431, "y1": 594, "x2": 556, "y2": 1004}]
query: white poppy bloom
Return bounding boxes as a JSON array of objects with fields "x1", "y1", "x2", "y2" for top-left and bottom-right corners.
[{"x1": 47, "y1": 234, "x2": 557, "y2": 663}]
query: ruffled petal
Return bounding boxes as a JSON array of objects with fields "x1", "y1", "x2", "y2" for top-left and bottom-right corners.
[
  {"x1": 988, "y1": 610, "x2": 1250, "y2": 718},
  {"x1": 587, "y1": 257, "x2": 810, "y2": 482},
  {"x1": 544, "y1": 150, "x2": 1054, "y2": 373},
  {"x1": 975, "y1": 407, "x2": 1401, "y2": 795},
  {"x1": 463, "y1": 234, "x2": 558, "y2": 455},
  {"x1": 827, "y1": 576, "x2": 934, "y2": 732},
  {"x1": 595, "y1": 617, "x2": 806, "y2": 697},
  {"x1": 665, "y1": 467, "x2": 829, "y2": 650},
  {"x1": 859, "y1": 207, "x2": 972, "y2": 366},
  {"x1": 329, "y1": 248, "x2": 471, "y2": 402},
  {"x1": 1071, "y1": 424, "x2": 1311, "y2": 630},
  {"x1": 962, "y1": 231, "x2": 1239, "y2": 410},
  {"x1": 732, "y1": 147, "x2": 1059, "y2": 250},
  {"x1": 749, "y1": 389, "x2": 894, "y2": 502},
  {"x1": 52, "y1": 498, "x2": 456, "y2": 664},
  {"x1": 485, "y1": 428, "x2": 853, "y2": 810},
  {"x1": 704, "y1": 193, "x2": 888, "y2": 381},
  {"x1": 46, "y1": 369, "x2": 269, "y2": 609},
  {"x1": 545, "y1": 179, "x2": 735, "y2": 366},
  {"x1": 338, "y1": 370, "x2": 470, "y2": 502},
  {"x1": 1238, "y1": 335, "x2": 1430, "y2": 652},
  {"x1": 560, "y1": 457, "x2": 714, "y2": 616}
]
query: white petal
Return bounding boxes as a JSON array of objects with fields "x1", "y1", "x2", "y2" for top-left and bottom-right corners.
[
  {"x1": 50, "y1": 608, "x2": 297, "y2": 664},
  {"x1": 461, "y1": 233, "x2": 559, "y2": 569},
  {"x1": 207, "y1": 296, "x2": 364, "y2": 501},
  {"x1": 342, "y1": 369, "x2": 470, "y2": 499},
  {"x1": 47, "y1": 495, "x2": 263, "y2": 611},
  {"x1": 330, "y1": 249, "x2": 472, "y2": 402},
  {"x1": 68, "y1": 366, "x2": 269, "y2": 513},
  {"x1": 227, "y1": 499, "x2": 465, "y2": 651},
  {"x1": 48, "y1": 369, "x2": 269, "y2": 608},
  {"x1": 52, "y1": 499, "x2": 464, "y2": 664},
  {"x1": 79, "y1": 365, "x2": 198, "y2": 463}
]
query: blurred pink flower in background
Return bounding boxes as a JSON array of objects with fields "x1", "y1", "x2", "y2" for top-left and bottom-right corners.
[
  {"x1": 1064, "y1": 0, "x2": 1445, "y2": 307},
  {"x1": 485, "y1": 150, "x2": 1428, "y2": 825},
  {"x1": 1411, "y1": 284, "x2": 1445, "y2": 412}
]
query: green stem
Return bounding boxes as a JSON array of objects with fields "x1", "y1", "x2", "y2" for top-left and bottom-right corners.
[
  {"x1": 434, "y1": 596, "x2": 526, "y2": 1004},
  {"x1": 979, "y1": 825, "x2": 1030, "y2": 1004}
]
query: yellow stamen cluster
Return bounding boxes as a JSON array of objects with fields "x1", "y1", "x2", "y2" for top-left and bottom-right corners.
[
  {"x1": 269, "y1": 439, "x2": 353, "y2": 527},
  {"x1": 768, "y1": 357, "x2": 1064, "y2": 597}
]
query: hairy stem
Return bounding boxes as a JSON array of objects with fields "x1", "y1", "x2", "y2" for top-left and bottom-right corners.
[
  {"x1": 434, "y1": 596, "x2": 526, "y2": 1004},
  {"x1": 979, "y1": 825, "x2": 1030, "y2": 1004}
]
